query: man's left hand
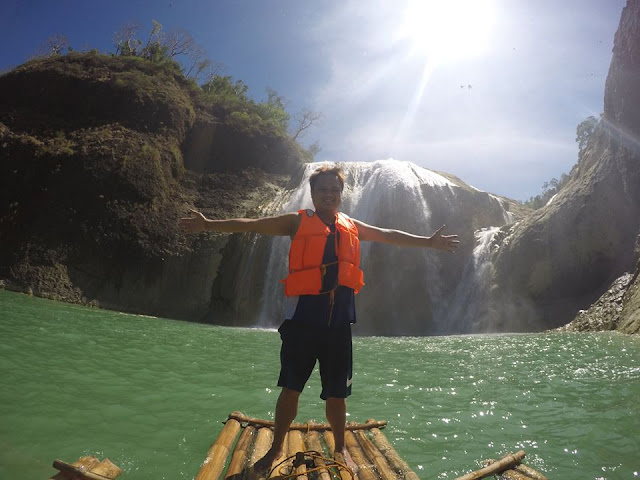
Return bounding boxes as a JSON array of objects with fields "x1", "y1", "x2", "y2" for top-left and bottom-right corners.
[{"x1": 429, "y1": 225, "x2": 460, "y2": 252}]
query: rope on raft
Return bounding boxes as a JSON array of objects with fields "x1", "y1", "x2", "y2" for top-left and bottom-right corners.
[{"x1": 267, "y1": 450, "x2": 355, "y2": 480}]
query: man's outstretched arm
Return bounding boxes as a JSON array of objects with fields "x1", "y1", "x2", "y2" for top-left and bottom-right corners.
[
  {"x1": 353, "y1": 220, "x2": 460, "y2": 252},
  {"x1": 179, "y1": 209, "x2": 300, "y2": 237}
]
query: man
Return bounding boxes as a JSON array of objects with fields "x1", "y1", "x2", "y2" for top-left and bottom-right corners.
[{"x1": 179, "y1": 165, "x2": 459, "y2": 472}]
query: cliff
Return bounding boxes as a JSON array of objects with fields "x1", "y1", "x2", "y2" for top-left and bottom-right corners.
[
  {"x1": 0, "y1": 52, "x2": 305, "y2": 319},
  {"x1": 559, "y1": 242, "x2": 640, "y2": 334},
  {"x1": 486, "y1": 0, "x2": 640, "y2": 333}
]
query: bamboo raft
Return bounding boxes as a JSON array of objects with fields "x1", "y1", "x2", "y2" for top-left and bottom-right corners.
[
  {"x1": 193, "y1": 412, "x2": 548, "y2": 480},
  {"x1": 48, "y1": 412, "x2": 548, "y2": 480}
]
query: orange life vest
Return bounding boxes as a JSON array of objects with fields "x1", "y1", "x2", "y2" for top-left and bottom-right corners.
[{"x1": 282, "y1": 209, "x2": 365, "y2": 297}]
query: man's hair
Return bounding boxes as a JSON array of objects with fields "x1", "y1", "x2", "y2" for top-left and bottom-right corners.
[{"x1": 309, "y1": 165, "x2": 345, "y2": 192}]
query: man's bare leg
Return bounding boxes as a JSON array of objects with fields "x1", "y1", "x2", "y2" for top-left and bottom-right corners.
[
  {"x1": 326, "y1": 397, "x2": 357, "y2": 471},
  {"x1": 253, "y1": 387, "x2": 300, "y2": 473}
]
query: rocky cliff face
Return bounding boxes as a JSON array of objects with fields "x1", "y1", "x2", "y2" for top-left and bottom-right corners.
[
  {"x1": 559, "y1": 238, "x2": 640, "y2": 334},
  {"x1": 486, "y1": 0, "x2": 640, "y2": 333},
  {"x1": 618, "y1": 270, "x2": 640, "y2": 334},
  {"x1": 0, "y1": 53, "x2": 302, "y2": 319}
]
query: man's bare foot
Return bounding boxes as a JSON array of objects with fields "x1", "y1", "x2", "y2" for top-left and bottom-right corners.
[
  {"x1": 333, "y1": 448, "x2": 358, "y2": 473},
  {"x1": 252, "y1": 447, "x2": 282, "y2": 476}
]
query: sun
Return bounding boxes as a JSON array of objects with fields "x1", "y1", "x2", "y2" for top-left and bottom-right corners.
[{"x1": 397, "y1": 0, "x2": 497, "y2": 63}]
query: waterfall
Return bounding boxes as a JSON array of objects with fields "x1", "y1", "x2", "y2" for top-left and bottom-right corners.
[
  {"x1": 445, "y1": 227, "x2": 501, "y2": 334},
  {"x1": 223, "y1": 160, "x2": 515, "y2": 335}
]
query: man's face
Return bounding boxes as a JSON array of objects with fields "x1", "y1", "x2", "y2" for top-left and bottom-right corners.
[{"x1": 311, "y1": 174, "x2": 342, "y2": 212}]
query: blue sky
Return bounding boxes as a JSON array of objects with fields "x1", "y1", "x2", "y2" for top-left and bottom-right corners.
[{"x1": 0, "y1": 0, "x2": 626, "y2": 201}]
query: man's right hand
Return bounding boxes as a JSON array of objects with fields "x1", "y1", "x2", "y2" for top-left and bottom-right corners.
[{"x1": 178, "y1": 209, "x2": 208, "y2": 234}]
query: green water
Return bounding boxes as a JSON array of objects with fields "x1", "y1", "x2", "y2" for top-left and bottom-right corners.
[{"x1": 1, "y1": 290, "x2": 639, "y2": 479}]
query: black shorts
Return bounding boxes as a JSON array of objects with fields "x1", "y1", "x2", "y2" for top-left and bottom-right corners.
[{"x1": 277, "y1": 320, "x2": 353, "y2": 400}]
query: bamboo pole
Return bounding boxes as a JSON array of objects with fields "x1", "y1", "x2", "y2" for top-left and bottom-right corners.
[
  {"x1": 89, "y1": 459, "x2": 122, "y2": 479},
  {"x1": 305, "y1": 431, "x2": 333, "y2": 480},
  {"x1": 73, "y1": 456, "x2": 102, "y2": 471},
  {"x1": 323, "y1": 431, "x2": 352, "y2": 480},
  {"x1": 513, "y1": 464, "x2": 549, "y2": 480},
  {"x1": 369, "y1": 427, "x2": 420, "y2": 480},
  {"x1": 483, "y1": 459, "x2": 548, "y2": 480},
  {"x1": 304, "y1": 431, "x2": 328, "y2": 455},
  {"x1": 50, "y1": 456, "x2": 102, "y2": 480},
  {"x1": 250, "y1": 427, "x2": 274, "y2": 467},
  {"x1": 497, "y1": 470, "x2": 532, "y2": 480},
  {"x1": 453, "y1": 451, "x2": 526, "y2": 480},
  {"x1": 288, "y1": 430, "x2": 309, "y2": 480},
  {"x1": 228, "y1": 413, "x2": 387, "y2": 431},
  {"x1": 345, "y1": 430, "x2": 377, "y2": 480},
  {"x1": 225, "y1": 425, "x2": 256, "y2": 479},
  {"x1": 195, "y1": 415, "x2": 243, "y2": 480},
  {"x1": 268, "y1": 432, "x2": 289, "y2": 479},
  {"x1": 354, "y1": 429, "x2": 398, "y2": 480},
  {"x1": 51, "y1": 460, "x2": 117, "y2": 480},
  {"x1": 323, "y1": 430, "x2": 335, "y2": 452}
]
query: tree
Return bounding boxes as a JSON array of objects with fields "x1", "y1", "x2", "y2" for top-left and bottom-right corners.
[
  {"x1": 140, "y1": 19, "x2": 164, "y2": 60},
  {"x1": 266, "y1": 88, "x2": 288, "y2": 109},
  {"x1": 47, "y1": 34, "x2": 70, "y2": 55},
  {"x1": 256, "y1": 87, "x2": 289, "y2": 129},
  {"x1": 307, "y1": 141, "x2": 321, "y2": 158},
  {"x1": 113, "y1": 22, "x2": 142, "y2": 56},
  {"x1": 202, "y1": 75, "x2": 249, "y2": 100},
  {"x1": 290, "y1": 108, "x2": 322, "y2": 141},
  {"x1": 576, "y1": 115, "x2": 598, "y2": 153},
  {"x1": 114, "y1": 20, "x2": 199, "y2": 68},
  {"x1": 200, "y1": 62, "x2": 226, "y2": 84},
  {"x1": 162, "y1": 28, "x2": 195, "y2": 58},
  {"x1": 527, "y1": 114, "x2": 602, "y2": 209},
  {"x1": 185, "y1": 46, "x2": 217, "y2": 81},
  {"x1": 35, "y1": 34, "x2": 70, "y2": 57}
]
